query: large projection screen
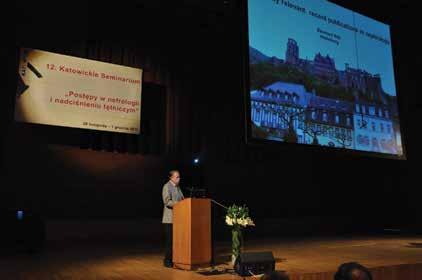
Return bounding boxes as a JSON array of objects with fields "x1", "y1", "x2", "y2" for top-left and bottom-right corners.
[
  {"x1": 15, "y1": 48, "x2": 143, "y2": 134},
  {"x1": 247, "y1": 0, "x2": 404, "y2": 158}
]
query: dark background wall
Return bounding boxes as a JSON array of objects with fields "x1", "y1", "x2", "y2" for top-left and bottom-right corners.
[{"x1": 2, "y1": 0, "x2": 421, "y2": 239}]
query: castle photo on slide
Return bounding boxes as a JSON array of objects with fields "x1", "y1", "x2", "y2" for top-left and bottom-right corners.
[{"x1": 248, "y1": 0, "x2": 403, "y2": 156}]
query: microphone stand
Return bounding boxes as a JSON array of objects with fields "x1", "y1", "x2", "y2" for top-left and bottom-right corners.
[{"x1": 211, "y1": 199, "x2": 228, "y2": 210}]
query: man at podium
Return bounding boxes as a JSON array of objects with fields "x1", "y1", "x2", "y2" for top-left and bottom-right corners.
[{"x1": 162, "y1": 170, "x2": 184, "y2": 268}]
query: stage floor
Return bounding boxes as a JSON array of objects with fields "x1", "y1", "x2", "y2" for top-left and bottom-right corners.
[{"x1": 2, "y1": 235, "x2": 422, "y2": 280}]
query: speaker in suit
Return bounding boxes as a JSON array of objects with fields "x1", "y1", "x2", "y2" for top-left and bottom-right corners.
[{"x1": 162, "y1": 170, "x2": 184, "y2": 267}]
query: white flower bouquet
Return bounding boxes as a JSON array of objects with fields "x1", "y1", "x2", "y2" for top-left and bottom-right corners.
[{"x1": 225, "y1": 204, "x2": 255, "y2": 264}]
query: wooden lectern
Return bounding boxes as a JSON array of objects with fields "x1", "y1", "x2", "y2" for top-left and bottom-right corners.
[{"x1": 173, "y1": 198, "x2": 211, "y2": 270}]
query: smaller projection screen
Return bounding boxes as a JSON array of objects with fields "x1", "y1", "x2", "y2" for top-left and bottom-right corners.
[
  {"x1": 15, "y1": 48, "x2": 143, "y2": 134},
  {"x1": 247, "y1": 0, "x2": 404, "y2": 157}
]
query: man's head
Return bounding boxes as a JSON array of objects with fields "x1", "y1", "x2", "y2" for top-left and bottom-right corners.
[
  {"x1": 169, "y1": 170, "x2": 180, "y2": 186},
  {"x1": 334, "y1": 262, "x2": 372, "y2": 280}
]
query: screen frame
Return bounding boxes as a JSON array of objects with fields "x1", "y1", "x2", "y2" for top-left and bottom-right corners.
[
  {"x1": 14, "y1": 47, "x2": 143, "y2": 135},
  {"x1": 241, "y1": 0, "x2": 407, "y2": 160}
]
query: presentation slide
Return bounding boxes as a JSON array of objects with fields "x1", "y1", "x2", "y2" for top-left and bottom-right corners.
[
  {"x1": 15, "y1": 48, "x2": 143, "y2": 134},
  {"x1": 248, "y1": 0, "x2": 403, "y2": 156}
]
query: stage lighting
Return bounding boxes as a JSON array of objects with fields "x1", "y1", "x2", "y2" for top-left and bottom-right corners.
[
  {"x1": 17, "y1": 210, "x2": 24, "y2": 221},
  {"x1": 193, "y1": 158, "x2": 200, "y2": 164}
]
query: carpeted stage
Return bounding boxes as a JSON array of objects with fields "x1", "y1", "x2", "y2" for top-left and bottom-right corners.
[{"x1": 2, "y1": 235, "x2": 422, "y2": 280}]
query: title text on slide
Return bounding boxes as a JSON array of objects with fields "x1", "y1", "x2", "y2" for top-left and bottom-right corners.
[{"x1": 46, "y1": 64, "x2": 141, "y2": 85}]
